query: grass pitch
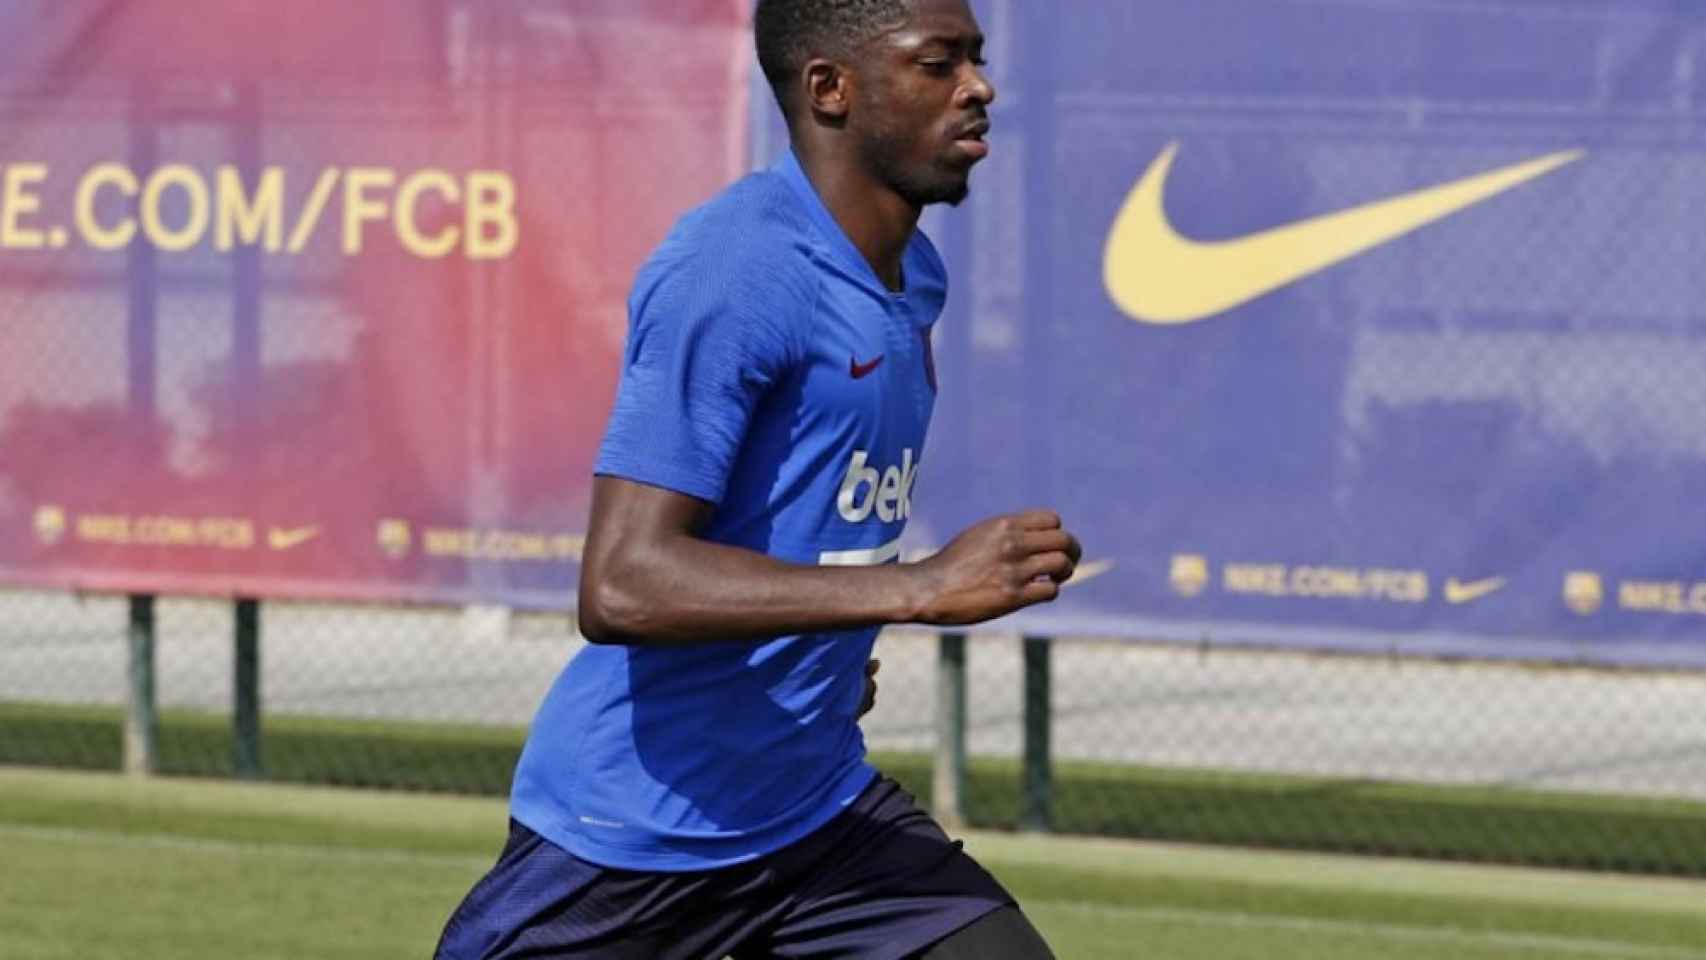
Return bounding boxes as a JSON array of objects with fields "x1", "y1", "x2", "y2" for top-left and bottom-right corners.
[{"x1": 3, "y1": 767, "x2": 1705, "y2": 959}]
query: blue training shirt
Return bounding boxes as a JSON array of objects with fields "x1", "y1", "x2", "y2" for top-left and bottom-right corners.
[{"x1": 510, "y1": 150, "x2": 946, "y2": 871}]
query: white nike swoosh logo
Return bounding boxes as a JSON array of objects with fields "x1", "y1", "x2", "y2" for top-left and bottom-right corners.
[
  {"x1": 1065, "y1": 559, "x2": 1114, "y2": 587},
  {"x1": 1104, "y1": 143, "x2": 1583, "y2": 324}
]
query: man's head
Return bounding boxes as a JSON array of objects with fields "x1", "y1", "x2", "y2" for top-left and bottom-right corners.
[{"x1": 755, "y1": 0, "x2": 996, "y2": 208}]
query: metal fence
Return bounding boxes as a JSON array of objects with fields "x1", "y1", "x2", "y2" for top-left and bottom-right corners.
[{"x1": 5, "y1": 585, "x2": 1705, "y2": 875}]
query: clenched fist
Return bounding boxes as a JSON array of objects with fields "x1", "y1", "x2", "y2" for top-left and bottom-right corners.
[{"x1": 912, "y1": 511, "x2": 1081, "y2": 625}]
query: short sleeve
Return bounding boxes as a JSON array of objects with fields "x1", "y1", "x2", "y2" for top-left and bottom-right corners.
[{"x1": 595, "y1": 250, "x2": 810, "y2": 504}]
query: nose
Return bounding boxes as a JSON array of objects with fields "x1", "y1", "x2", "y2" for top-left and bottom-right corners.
[{"x1": 957, "y1": 65, "x2": 995, "y2": 108}]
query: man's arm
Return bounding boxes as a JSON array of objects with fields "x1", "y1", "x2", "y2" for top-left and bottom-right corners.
[{"x1": 577, "y1": 476, "x2": 1081, "y2": 645}]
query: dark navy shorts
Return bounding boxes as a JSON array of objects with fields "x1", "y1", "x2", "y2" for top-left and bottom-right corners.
[{"x1": 435, "y1": 776, "x2": 1015, "y2": 960}]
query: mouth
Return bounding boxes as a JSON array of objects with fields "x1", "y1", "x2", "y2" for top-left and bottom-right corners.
[{"x1": 951, "y1": 120, "x2": 991, "y2": 161}]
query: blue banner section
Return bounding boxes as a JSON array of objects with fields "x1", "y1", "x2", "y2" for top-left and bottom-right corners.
[{"x1": 906, "y1": 0, "x2": 1706, "y2": 666}]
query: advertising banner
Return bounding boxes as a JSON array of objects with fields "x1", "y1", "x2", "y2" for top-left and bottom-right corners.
[
  {"x1": 7, "y1": 1, "x2": 1705, "y2": 667},
  {"x1": 0, "y1": 0, "x2": 749, "y2": 607},
  {"x1": 912, "y1": 0, "x2": 1706, "y2": 665}
]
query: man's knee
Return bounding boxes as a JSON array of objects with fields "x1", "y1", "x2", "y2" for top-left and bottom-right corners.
[{"x1": 910, "y1": 905, "x2": 1056, "y2": 959}]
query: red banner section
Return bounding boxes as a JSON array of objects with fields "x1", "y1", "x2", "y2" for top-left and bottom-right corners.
[{"x1": 0, "y1": 1, "x2": 750, "y2": 607}]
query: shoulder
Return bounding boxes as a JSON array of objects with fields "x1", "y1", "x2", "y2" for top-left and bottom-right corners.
[{"x1": 635, "y1": 170, "x2": 822, "y2": 320}]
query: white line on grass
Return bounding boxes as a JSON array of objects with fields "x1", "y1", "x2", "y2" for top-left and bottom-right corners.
[
  {"x1": 1035, "y1": 901, "x2": 1706, "y2": 960},
  {"x1": 0, "y1": 823, "x2": 492, "y2": 870}
]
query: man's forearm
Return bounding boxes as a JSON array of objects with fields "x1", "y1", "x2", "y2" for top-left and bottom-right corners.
[{"x1": 578, "y1": 533, "x2": 932, "y2": 645}]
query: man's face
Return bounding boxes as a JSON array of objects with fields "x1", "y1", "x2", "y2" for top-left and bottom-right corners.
[{"x1": 850, "y1": 0, "x2": 995, "y2": 208}]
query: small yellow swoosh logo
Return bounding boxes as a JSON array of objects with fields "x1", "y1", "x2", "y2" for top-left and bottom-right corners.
[
  {"x1": 268, "y1": 525, "x2": 321, "y2": 551},
  {"x1": 1444, "y1": 576, "x2": 1506, "y2": 605},
  {"x1": 1104, "y1": 143, "x2": 1583, "y2": 324}
]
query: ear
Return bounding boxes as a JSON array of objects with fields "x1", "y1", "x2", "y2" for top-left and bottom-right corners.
[{"x1": 802, "y1": 58, "x2": 851, "y2": 121}]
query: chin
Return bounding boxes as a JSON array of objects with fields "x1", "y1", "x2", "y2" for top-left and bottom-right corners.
[{"x1": 906, "y1": 173, "x2": 972, "y2": 208}]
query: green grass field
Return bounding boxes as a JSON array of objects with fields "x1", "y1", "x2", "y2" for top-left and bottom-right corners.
[{"x1": 5, "y1": 767, "x2": 1706, "y2": 959}]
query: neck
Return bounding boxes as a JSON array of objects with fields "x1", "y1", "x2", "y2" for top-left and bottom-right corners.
[{"x1": 793, "y1": 142, "x2": 920, "y2": 292}]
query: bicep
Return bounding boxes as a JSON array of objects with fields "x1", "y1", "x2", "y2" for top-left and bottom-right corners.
[
  {"x1": 575, "y1": 476, "x2": 719, "y2": 640},
  {"x1": 582, "y1": 475, "x2": 715, "y2": 575}
]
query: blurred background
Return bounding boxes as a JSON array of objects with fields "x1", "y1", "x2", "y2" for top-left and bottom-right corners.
[{"x1": 4, "y1": 2, "x2": 1706, "y2": 958}]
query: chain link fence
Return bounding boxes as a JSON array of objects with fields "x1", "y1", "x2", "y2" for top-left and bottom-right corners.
[{"x1": 4, "y1": 585, "x2": 1704, "y2": 875}]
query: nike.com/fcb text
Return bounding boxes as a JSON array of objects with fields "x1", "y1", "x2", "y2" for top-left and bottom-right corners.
[{"x1": 0, "y1": 162, "x2": 518, "y2": 259}]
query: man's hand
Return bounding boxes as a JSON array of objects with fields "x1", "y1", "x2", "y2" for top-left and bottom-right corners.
[
  {"x1": 857, "y1": 658, "x2": 880, "y2": 719},
  {"x1": 912, "y1": 511, "x2": 1081, "y2": 625}
]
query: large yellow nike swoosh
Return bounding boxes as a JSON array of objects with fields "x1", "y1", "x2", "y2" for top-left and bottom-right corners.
[{"x1": 1104, "y1": 143, "x2": 1584, "y2": 325}]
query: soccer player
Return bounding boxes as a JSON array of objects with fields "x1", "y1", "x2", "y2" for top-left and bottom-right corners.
[{"x1": 435, "y1": 0, "x2": 1078, "y2": 956}]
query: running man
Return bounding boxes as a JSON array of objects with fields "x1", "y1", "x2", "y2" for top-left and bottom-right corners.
[{"x1": 436, "y1": 1, "x2": 1078, "y2": 956}]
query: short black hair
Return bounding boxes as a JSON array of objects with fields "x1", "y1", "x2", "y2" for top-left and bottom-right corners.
[{"x1": 754, "y1": 0, "x2": 912, "y2": 116}]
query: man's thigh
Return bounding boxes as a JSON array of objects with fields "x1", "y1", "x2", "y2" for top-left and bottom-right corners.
[
  {"x1": 907, "y1": 906, "x2": 1056, "y2": 959},
  {"x1": 434, "y1": 820, "x2": 777, "y2": 960},
  {"x1": 746, "y1": 777, "x2": 1034, "y2": 959}
]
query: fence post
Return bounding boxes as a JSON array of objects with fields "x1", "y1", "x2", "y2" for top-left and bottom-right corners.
[
  {"x1": 124, "y1": 594, "x2": 158, "y2": 776},
  {"x1": 933, "y1": 631, "x2": 968, "y2": 829},
  {"x1": 1021, "y1": 634, "x2": 1052, "y2": 832},
  {"x1": 233, "y1": 598, "x2": 263, "y2": 779}
]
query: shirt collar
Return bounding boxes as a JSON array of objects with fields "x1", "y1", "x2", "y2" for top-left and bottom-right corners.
[{"x1": 778, "y1": 148, "x2": 905, "y2": 299}]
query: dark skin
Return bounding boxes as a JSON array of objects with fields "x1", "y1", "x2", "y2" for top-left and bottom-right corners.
[{"x1": 578, "y1": 0, "x2": 1081, "y2": 651}]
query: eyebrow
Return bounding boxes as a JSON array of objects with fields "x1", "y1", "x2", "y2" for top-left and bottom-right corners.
[{"x1": 917, "y1": 32, "x2": 985, "y2": 49}]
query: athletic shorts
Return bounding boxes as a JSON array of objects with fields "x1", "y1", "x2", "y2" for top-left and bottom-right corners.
[{"x1": 434, "y1": 776, "x2": 1014, "y2": 960}]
